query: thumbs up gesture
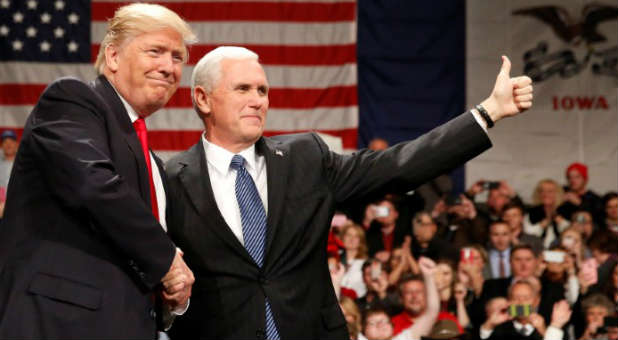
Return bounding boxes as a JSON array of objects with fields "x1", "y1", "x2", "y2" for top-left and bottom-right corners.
[{"x1": 480, "y1": 56, "x2": 533, "y2": 123}]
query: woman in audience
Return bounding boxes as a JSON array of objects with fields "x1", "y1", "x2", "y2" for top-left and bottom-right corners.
[
  {"x1": 540, "y1": 245, "x2": 580, "y2": 304},
  {"x1": 525, "y1": 179, "x2": 570, "y2": 248},
  {"x1": 340, "y1": 296, "x2": 363, "y2": 340},
  {"x1": 570, "y1": 210, "x2": 596, "y2": 244},
  {"x1": 340, "y1": 223, "x2": 370, "y2": 297},
  {"x1": 387, "y1": 236, "x2": 419, "y2": 286},
  {"x1": 457, "y1": 244, "x2": 489, "y2": 298},
  {"x1": 558, "y1": 226, "x2": 590, "y2": 266}
]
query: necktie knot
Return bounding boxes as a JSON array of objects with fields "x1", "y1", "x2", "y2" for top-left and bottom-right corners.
[
  {"x1": 133, "y1": 117, "x2": 146, "y2": 134},
  {"x1": 230, "y1": 154, "x2": 246, "y2": 171}
]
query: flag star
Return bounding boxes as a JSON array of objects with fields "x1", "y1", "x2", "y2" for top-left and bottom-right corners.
[
  {"x1": 26, "y1": 0, "x2": 37, "y2": 10},
  {"x1": 54, "y1": 0, "x2": 65, "y2": 10},
  {"x1": 53, "y1": 26, "x2": 64, "y2": 38},
  {"x1": 40, "y1": 12, "x2": 51, "y2": 24},
  {"x1": 13, "y1": 11, "x2": 24, "y2": 23},
  {"x1": 40, "y1": 40, "x2": 51, "y2": 52},
  {"x1": 67, "y1": 40, "x2": 78, "y2": 52},
  {"x1": 12, "y1": 39, "x2": 23, "y2": 51},
  {"x1": 67, "y1": 12, "x2": 79, "y2": 24},
  {"x1": 0, "y1": 25, "x2": 9, "y2": 36},
  {"x1": 26, "y1": 26, "x2": 37, "y2": 38},
  {"x1": 0, "y1": 0, "x2": 9, "y2": 9}
]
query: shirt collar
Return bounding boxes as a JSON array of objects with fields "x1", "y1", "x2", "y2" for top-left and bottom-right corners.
[
  {"x1": 109, "y1": 81, "x2": 139, "y2": 123},
  {"x1": 202, "y1": 133, "x2": 257, "y2": 175},
  {"x1": 513, "y1": 320, "x2": 535, "y2": 336}
]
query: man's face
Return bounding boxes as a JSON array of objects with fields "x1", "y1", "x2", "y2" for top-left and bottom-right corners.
[
  {"x1": 488, "y1": 188, "x2": 509, "y2": 213},
  {"x1": 203, "y1": 58, "x2": 269, "y2": 150},
  {"x1": 364, "y1": 312, "x2": 393, "y2": 340},
  {"x1": 489, "y1": 222, "x2": 511, "y2": 251},
  {"x1": 511, "y1": 249, "x2": 537, "y2": 278},
  {"x1": 585, "y1": 306, "x2": 608, "y2": 327},
  {"x1": 413, "y1": 214, "x2": 437, "y2": 244},
  {"x1": 108, "y1": 28, "x2": 185, "y2": 115},
  {"x1": 1, "y1": 138, "x2": 18, "y2": 158},
  {"x1": 503, "y1": 207, "x2": 523, "y2": 232},
  {"x1": 401, "y1": 280, "x2": 426, "y2": 316},
  {"x1": 567, "y1": 169, "x2": 586, "y2": 192},
  {"x1": 509, "y1": 283, "x2": 539, "y2": 312}
]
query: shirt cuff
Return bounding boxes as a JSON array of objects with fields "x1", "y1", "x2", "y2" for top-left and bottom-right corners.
[
  {"x1": 471, "y1": 109, "x2": 489, "y2": 133},
  {"x1": 544, "y1": 326, "x2": 564, "y2": 340},
  {"x1": 479, "y1": 327, "x2": 493, "y2": 339},
  {"x1": 172, "y1": 298, "x2": 190, "y2": 315}
]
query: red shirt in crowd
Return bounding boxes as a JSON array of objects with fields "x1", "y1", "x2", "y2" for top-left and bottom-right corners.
[{"x1": 390, "y1": 310, "x2": 463, "y2": 336}]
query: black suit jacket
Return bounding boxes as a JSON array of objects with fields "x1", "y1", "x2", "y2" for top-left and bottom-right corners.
[
  {"x1": 486, "y1": 321, "x2": 543, "y2": 340},
  {"x1": 165, "y1": 112, "x2": 491, "y2": 339},
  {"x1": 0, "y1": 76, "x2": 176, "y2": 338}
]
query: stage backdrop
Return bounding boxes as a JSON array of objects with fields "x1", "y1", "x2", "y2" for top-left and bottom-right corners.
[
  {"x1": 466, "y1": 0, "x2": 617, "y2": 202},
  {"x1": 0, "y1": 0, "x2": 359, "y2": 159}
]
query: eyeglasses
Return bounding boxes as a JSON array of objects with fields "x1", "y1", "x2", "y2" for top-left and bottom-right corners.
[{"x1": 366, "y1": 319, "x2": 391, "y2": 328}]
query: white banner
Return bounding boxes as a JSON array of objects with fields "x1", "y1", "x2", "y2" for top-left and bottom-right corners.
[{"x1": 467, "y1": 0, "x2": 617, "y2": 203}]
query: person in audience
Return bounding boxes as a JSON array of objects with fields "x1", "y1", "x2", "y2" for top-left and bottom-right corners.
[
  {"x1": 487, "y1": 221, "x2": 513, "y2": 279},
  {"x1": 540, "y1": 245, "x2": 580, "y2": 305},
  {"x1": 436, "y1": 194, "x2": 489, "y2": 250},
  {"x1": 366, "y1": 198, "x2": 410, "y2": 262},
  {"x1": 434, "y1": 259, "x2": 457, "y2": 312},
  {"x1": 388, "y1": 236, "x2": 419, "y2": 286},
  {"x1": 410, "y1": 211, "x2": 458, "y2": 262},
  {"x1": 525, "y1": 179, "x2": 570, "y2": 249},
  {"x1": 600, "y1": 261, "x2": 617, "y2": 307},
  {"x1": 502, "y1": 203, "x2": 543, "y2": 255},
  {"x1": 577, "y1": 294, "x2": 615, "y2": 340},
  {"x1": 391, "y1": 258, "x2": 461, "y2": 338},
  {"x1": 362, "y1": 308, "x2": 394, "y2": 340},
  {"x1": 356, "y1": 259, "x2": 401, "y2": 315},
  {"x1": 340, "y1": 296, "x2": 363, "y2": 340},
  {"x1": 559, "y1": 162, "x2": 603, "y2": 223},
  {"x1": 570, "y1": 210, "x2": 596, "y2": 243},
  {"x1": 466, "y1": 180, "x2": 522, "y2": 223},
  {"x1": 601, "y1": 192, "x2": 618, "y2": 234},
  {"x1": 480, "y1": 280, "x2": 572, "y2": 339},
  {"x1": 557, "y1": 226, "x2": 590, "y2": 267},
  {"x1": 471, "y1": 244, "x2": 566, "y2": 326},
  {"x1": 588, "y1": 229, "x2": 618, "y2": 291},
  {"x1": 340, "y1": 223, "x2": 370, "y2": 297},
  {"x1": 0, "y1": 130, "x2": 18, "y2": 219},
  {"x1": 458, "y1": 244, "x2": 491, "y2": 299}
]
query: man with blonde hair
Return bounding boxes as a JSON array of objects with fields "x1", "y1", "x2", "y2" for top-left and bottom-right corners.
[
  {"x1": 165, "y1": 44, "x2": 533, "y2": 339},
  {"x1": 0, "y1": 4, "x2": 196, "y2": 338}
]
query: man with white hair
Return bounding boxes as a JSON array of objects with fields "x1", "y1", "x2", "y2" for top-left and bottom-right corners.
[
  {"x1": 0, "y1": 4, "x2": 196, "y2": 338},
  {"x1": 165, "y1": 46, "x2": 533, "y2": 339}
]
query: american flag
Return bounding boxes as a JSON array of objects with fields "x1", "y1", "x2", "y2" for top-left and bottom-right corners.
[{"x1": 0, "y1": 0, "x2": 358, "y2": 159}]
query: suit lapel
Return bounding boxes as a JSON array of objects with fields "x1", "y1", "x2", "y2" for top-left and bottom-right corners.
[
  {"x1": 177, "y1": 140, "x2": 255, "y2": 264},
  {"x1": 92, "y1": 75, "x2": 151, "y2": 204},
  {"x1": 257, "y1": 137, "x2": 289, "y2": 261}
]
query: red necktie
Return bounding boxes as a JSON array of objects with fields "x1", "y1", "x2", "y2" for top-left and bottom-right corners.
[
  {"x1": 499, "y1": 252, "x2": 505, "y2": 278},
  {"x1": 133, "y1": 118, "x2": 159, "y2": 221}
]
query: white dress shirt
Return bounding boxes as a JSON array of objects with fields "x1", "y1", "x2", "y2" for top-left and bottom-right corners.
[
  {"x1": 488, "y1": 248, "x2": 511, "y2": 278},
  {"x1": 116, "y1": 94, "x2": 168, "y2": 231},
  {"x1": 480, "y1": 321, "x2": 564, "y2": 340},
  {"x1": 202, "y1": 134, "x2": 268, "y2": 246}
]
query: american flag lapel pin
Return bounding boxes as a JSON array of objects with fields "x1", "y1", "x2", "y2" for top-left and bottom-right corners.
[{"x1": 275, "y1": 149, "x2": 284, "y2": 157}]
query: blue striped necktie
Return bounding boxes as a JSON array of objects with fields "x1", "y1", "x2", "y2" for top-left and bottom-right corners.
[{"x1": 230, "y1": 155, "x2": 280, "y2": 340}]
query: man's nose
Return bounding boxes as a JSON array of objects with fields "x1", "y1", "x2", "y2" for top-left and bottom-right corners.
[{"x1": 158, "y1": 53, "x2": 175, "y2": 77}]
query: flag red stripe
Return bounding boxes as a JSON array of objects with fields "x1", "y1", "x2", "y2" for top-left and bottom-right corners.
[
  {"x1": 0, "y1": 84, "x2": 358, "y2": 109},
  {"x1": 0, "y1": 127, "x2": 357, "y2": 149},
  {"x1": 91, "y1": 2, "x2": 355, "y2": 22},
  {"x1": 90, "y1": 44, "x2": 357, "y2": 66}
]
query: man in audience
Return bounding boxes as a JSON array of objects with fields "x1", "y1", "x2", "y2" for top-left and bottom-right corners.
[
  {"x1": 480, "y1": 280, "x2": 571, "y2": 339},
  {"x1": 366, "y1": 198, "x2": 409, "y2": 262},
  {"x1": 487, "y1": 221, "x2": 513, "y2": 279},
  {"x1": 411, "y1": 211, "x2": 458, "y2": 262},
  {"x1": 356, "y1": 259, "x2": 401, "y2": 315},
  {"x1": 437, "y1": 194, "x2": 488, "y2": 249},
  {"x1": 559, "y1": 162, "x2": 603, "y2": 223},
  {"x1": 471, "y1": 244, "x2": 565, "y2": 326},
  {"x1": 391, "y1": 258, "x2": 460, "y2": 337},
  {"x1": 0, "y1": 130, "x2": 18, "y2": 190},
  {"x1": 502, "y1": 203, "x2": 543, "y2": 255},
  {"x1": 467, "y1": 180, "x2": 522, "y2": 223}
]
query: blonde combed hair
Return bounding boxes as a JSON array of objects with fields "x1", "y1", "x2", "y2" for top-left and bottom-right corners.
[
  {"x1": 339, "y1": 223, "x2": 369, "y2": 260},
  {"x1": 532, "y1": 178, "x2": 564, "y2": 208},
  {"x1": 94, "y1": 3, "x2": 197, "y2": 74}
]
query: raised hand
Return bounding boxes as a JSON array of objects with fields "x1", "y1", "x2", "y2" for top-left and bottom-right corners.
[
  {"x1": 418, "y1": 257, "x2": 436, "y2": 277},
  {"x1": 550, "y1": 300, "x2": 572, "y2": 329},
  {"x1": 160, "y1": 249, "x2": 195, "y2": 310},
  {"x1": 480, "y1": 56, "x2": 533, "y2": 122}
]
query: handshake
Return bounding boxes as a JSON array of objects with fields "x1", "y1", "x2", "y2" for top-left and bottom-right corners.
[{"x1": 160, "y1": 249, "x2": 195, "y2": 311}]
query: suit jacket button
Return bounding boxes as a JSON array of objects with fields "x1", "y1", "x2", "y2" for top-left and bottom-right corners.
[
  {"x1": 258, "y1": 276, "x2": 269, "y2": 285},
  {"x1": 256, "y1": 329, "x2": 265, "y2": 339}
]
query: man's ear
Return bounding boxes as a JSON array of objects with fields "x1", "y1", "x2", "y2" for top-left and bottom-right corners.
[
  {"x1": 194, "y1": 85, "x2": 211, "y2": 116},
  {"x1": 105, "y1": 44, "x2": 120, "y2": 73}
]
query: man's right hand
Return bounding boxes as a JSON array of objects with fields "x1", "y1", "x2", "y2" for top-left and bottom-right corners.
[{"x1": 161, "y1": 249, "x2": 194, "y2": 310}]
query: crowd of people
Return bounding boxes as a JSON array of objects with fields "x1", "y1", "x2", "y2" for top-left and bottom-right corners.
[{"x1": 328, "y1": 149, "x2": 618, "y2": 340}]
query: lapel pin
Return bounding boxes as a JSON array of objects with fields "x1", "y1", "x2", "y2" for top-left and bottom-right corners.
[{"x1": 275, "y1": 149, "x2": 284, "y2": 157}]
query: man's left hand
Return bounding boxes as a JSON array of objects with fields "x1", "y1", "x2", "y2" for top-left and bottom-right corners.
[{"x1": 481, "y1": 56, "x2": 533, "y2": 123}]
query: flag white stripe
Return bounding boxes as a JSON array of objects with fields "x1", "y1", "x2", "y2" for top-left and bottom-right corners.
[
  {"x1": 0, "y1": 105, "x2": 358, "y2": 131},
  {"x1": 92, "y1": 22, "x2": 356, "y2": 46},
  {"x1": 0, "y1": 63, "x2": 357, "y2": 88}
]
